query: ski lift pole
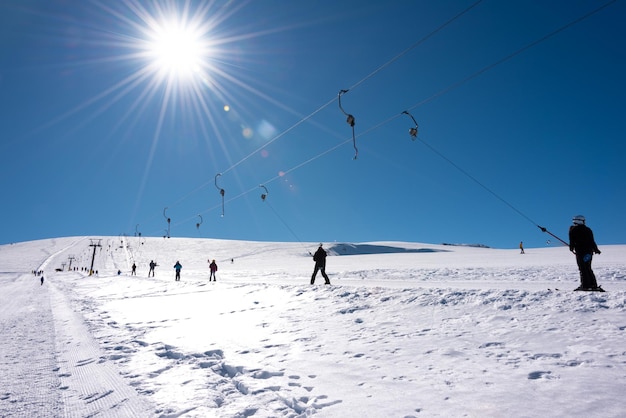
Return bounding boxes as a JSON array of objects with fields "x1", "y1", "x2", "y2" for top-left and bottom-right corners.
[
  {"x1": 401, "y1": 110, "x2": 419, "y2": 140},
  {"x1": 215, "y1": 173, "x2": 225, "y2": 217},
  {"x1": 338, "y1": 89, "x2": 358, "y2": 159},
  {"x1": 258, "y1": 185, "x2": 309, "y2": 254},
  {"x1": 163, "y1": 207, "x2": 171, "y2": 238},
  {"x1": 537, "y1": 225, "x2": 568, "y2": 246},
  {"x1": 259, "y1": 185, "x2": 268, "y2": 202}
]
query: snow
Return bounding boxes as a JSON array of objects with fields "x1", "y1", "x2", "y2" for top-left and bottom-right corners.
[{"x1": 1, "y1": 236, "x2": 625, "y2": 417}]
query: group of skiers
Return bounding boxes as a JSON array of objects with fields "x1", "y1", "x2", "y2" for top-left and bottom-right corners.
[
  {"x1": 312, "y1": 217, "x2": 603, "y2": 290},
  {"x1": 171, "y1": 259, "x2": 218, "y2": 281},
  {"x1": 115, "y1": 216, "x2": 600, "y2": 290},
  {"x1": 129, "y1": 258, "x2": 218, "y2": 282},
  {"x1": 166, "y1": 247, "x2": 331, "y2": 284}
]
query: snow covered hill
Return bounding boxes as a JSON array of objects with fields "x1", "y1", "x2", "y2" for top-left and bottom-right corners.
[{"x1": 1, "y1": 237, "x2": 625, "y2": 417}]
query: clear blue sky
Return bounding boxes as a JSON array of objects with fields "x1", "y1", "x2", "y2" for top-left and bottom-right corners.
[{"x1": 1, "y1": 0, "x2": 624, "y2": 248}]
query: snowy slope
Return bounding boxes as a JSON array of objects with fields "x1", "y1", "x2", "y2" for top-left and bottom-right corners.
[{"x1": 1, "y1": 237, "x2": 625, "y2": 417}]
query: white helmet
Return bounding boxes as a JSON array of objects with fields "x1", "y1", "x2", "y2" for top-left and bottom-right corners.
[{"x1": 572, "y1": 215, "x2": 585, "y2": 225}]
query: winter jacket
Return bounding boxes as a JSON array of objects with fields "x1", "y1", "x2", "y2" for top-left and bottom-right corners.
[
  {"x1": 313, "y1": 247, "x2": 327, "y2": 266},
  {"x1": 569, "y1": 224, "x2": 599, "y2": 255}
]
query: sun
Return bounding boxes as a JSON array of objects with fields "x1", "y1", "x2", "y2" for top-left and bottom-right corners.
[{"x1": 145, "y1": 18, "x2": 207, "y2": 81}]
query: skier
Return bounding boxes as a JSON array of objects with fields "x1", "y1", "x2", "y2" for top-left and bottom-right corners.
[
  {"x1": 148, "y1": 260, "x2": 157, "y2": 277},
  {"x1": 311, "y1": 244, "x2": 331, "y2": 285},
  {"x1": 519, "y1": 241, "x2": 525, "y2": 254},
  {"x1": 131, "y1": 263, "x2": 137, "y2": 275},
  {"x1": 209, "y1": 259, "x2": 218, "y2": 281},
  {"x1": 173, "y1": 261, "x2": 182, "y2": 281},
  {"x1": 40, "y1": 276, "x2": 44, "y2": 285},
  {"x1": 569, "y1": 215, "x2": 602, "y2": 291}
]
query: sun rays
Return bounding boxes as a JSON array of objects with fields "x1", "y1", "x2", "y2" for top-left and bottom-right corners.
[{"x1": 23, "y1": 0, "x2": 310, "y2": 235}]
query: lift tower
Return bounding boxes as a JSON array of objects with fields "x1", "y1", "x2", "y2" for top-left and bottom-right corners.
[{"x1": 88, "y1": 239, "x2": 102, "y2": 276}]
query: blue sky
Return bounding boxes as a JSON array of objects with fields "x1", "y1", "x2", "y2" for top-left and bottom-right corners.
[{"x1": 1, "y1": 0, "x2": 624, "y2": 249}]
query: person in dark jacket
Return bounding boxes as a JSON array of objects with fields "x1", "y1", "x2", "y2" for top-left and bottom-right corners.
[
  {"x1": 173, "y1": 261, "x2": 182, "y2": 281},
  {"x1": 209, "y1": 259, "x2": 218, "y2": 281},
  {"x1": 311, "y1": 244, "x2": 331, "y2": 285},
  {"x1": 569, "y1": 215, "x2": 601, "y2": 290}
]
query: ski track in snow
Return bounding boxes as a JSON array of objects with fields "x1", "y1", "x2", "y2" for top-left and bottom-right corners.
[
  {"x1": 0, "y1": 272, "x2": 62, "y2": 416},
  {"x1": 1, "y1": 236, "x2": 625, "y2": 417},
  {"x1": 1, "y1": 238, "x2": 153, "y2": 417}
]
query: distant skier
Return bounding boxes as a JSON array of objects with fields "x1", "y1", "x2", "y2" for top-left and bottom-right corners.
[
  {"x1": 149, "y1": 260, "x2": 157, "y2": 277},
  {"x1": 131, "y1": 263, "x2": 137, "y2": 275},
  {"x1": 174, "y1": 261, "x2": 182, "y2": 281},
  {"x1": 311, "y1": 244, "x2": 331, "y2": 285},
  {"x1": 209, "y1": 259, "x2": 218, "y2": 281},
  {"x1": 519, "y1": 241, "x2": 525, "y2": 254},
  {"x1": 40, "y1": 276, "x2": 44, "y2": 285},
  {"x1": 569, "y1": 215, "x2": 602, "y2": 291}
]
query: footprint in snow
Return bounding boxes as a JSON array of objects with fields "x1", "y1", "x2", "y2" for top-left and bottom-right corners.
[{"x1": 527, "y1": 370, "x2": 552, "y2": 380}]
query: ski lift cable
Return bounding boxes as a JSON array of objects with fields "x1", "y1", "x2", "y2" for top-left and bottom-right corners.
[
  {"x1": 417, "y1": 136, "x2": 539, "y2": 227},
  {"x1": 139, "y1": 1, "x2": 615, "y2": 237},
  {"x1": 404, "y1": 0, "x2": 618, "y2": 114},
  {"x1": 346, "y1": 0, "x2": 484, "y2": 92},
  {"x1": 161, "y1": 115, "x2": 417, "y2": 233},
  {"x1": 415, "y1": 136, "x2": 569, "y2": 245},
  {"x1": 219, "y1": 1, "x2": 482, "y2": 173},
  {"x1": 162, "y1": 137, "x2": 357, "y2": 232},
  {"x1": 222, "y1": 96, "x2": 338, "y2": 176},
  {"x1": 256, "y1": 183, "x2": 309, "y2": 251},
  {"x1": 264, "y1": 199, "x2": 309, "y2": 250},
  {"x1": 203, "y1": 7, "x2": 619, "y2": 239},
  {"x1": 157, "y1": 1, "x2": 484, "y2": 214},
  {"x1": 155, "y1": 95, "x2": 338, "y2": 216}
]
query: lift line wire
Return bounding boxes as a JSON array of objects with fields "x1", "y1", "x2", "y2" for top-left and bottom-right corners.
[
  {"x1": 141, "y1": 0, "x2": 614, "y2": 239},
  {"x1": 222, "y1": 0, "x2": 483, "y2": 173},
  {"x1": 403, "y1": 0, "x2": 618, "y2": 115},
  {"x1": 418, "y1": 136, "x2": 573, "y2": 246},
  {"x1": 263, "y1": 198, "x2": 309, "y2": 251},
  {"x1": 157, "y1": 1, "x2": 484, "y2": 216},
  {"x1": 346, "y1": 0, "x2": 483, "y2": 93}
]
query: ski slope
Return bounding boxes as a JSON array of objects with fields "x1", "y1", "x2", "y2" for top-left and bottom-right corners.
[{"x1": 1, "y1": 236, "x2": 625, "y2": 417}]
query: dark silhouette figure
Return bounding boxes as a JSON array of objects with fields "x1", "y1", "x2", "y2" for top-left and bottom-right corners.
[
  {"x1": 174, "y1": 261, "x2": 182, "y2": 281},
  {"x1": 209, "y1": 259, "x2": 218, "y2": 281},
  {"x1": 149, "y1": 260, "x2": 156, "y2": 277},
  {"x1": 569, "y1": 215, "x2": 601, "y2": 290},
  {"x1": 40, "y1": 276, "x2": 44, "y2": 285},
  {"x1": 131, "y1": 263, "x2": 137, "y2": 275},
  {"x1": 311, "y1": 244, "x2": 331, "y2": 285}
]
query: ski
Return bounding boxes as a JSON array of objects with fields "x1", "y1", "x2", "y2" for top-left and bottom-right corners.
[{"x1": 573, "y1": 286, "x2": 606, "y2": 292}]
